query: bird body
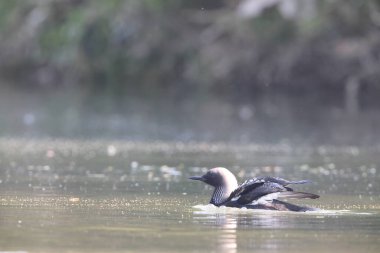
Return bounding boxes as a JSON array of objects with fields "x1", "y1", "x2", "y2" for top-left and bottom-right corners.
[{"x1": 190, "y1": 167, "x2": 319, "y2": 212}]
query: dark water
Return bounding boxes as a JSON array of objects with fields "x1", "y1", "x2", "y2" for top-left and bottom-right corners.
[{"x1": 0, "y1": 139, "x2": 380, "y2": 253}]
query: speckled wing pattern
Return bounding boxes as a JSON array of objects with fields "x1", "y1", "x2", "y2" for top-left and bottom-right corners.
[{"x1": 221, "y1": 176, "x2": 317, "y2": 206}]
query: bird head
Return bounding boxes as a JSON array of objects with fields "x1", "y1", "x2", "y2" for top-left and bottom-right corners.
[
  {"x1": 190, "y1": 167, "x2": 238, "y2": 205},
  {"x1": 189, "y1": 167, "x2": 238, "y2": 188}
]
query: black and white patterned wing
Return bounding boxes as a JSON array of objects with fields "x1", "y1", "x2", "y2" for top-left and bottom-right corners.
[
  {"x1": 236, "y1": 181, "x2": 288, "y2": 205},
  {"x1": 218, "y1": 178, "x2": 265, "y2": 206},
  {"x1": 220, "y1": 176, "x2": 314, "y2": 206},
  {"x1": 254, "y1": 176, "x2": 311, "y2": 186}
]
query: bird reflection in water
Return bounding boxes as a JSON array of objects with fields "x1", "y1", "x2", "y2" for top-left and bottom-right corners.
[
  {"x1": 193, "y1": 206, "x2": 291, "y2": 253},
  {"x1": 193, "y1": 209, "x2": 237, "y2": 253},
  {"x1": 216, "y1": 215, "x2": 237, "y2": 253}
]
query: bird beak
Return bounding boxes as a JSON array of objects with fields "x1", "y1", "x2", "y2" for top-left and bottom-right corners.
[{"x1": 189, "y1": 176, "x2": 204, "y2": 181}]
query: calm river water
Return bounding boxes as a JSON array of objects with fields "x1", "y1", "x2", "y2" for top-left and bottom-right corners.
[{"x1": 0, "y1": 139, "x2": 379, "y2": 253}]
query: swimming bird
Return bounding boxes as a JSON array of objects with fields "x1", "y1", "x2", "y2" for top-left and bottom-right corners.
[{"x1": 189, "y1": 167, "x2": 319, "y2": 212}]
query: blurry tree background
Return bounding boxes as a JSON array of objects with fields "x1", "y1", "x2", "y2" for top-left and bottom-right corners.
[{"x1": 0, "y1": 0, "x2": 379, "y2": 144}]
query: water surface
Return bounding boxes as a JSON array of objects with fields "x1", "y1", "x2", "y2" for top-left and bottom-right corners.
[{"x1": 0, "y1": 139, "x2": 379, "y2": 252}]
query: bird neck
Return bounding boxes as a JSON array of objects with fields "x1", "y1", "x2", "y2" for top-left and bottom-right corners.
[{"x1": 210, "y1": 186, "x2": 232, "y2": 206}]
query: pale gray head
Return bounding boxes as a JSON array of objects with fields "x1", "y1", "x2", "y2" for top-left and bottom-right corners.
[{"x1": 189, "y1": 167, "x2": 238, "y2": 206}]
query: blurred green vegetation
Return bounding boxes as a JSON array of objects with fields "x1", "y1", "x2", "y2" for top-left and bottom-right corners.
[
  {"x1": 1, "y1": 0, "x2": 379, "y2": 100},
  {"x1": 0, "y1": 0, "x2": 380, "y2": 143}
]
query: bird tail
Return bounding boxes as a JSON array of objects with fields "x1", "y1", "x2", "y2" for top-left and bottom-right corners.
[
  {"x1": 272, "y1": 199, "x2": 319, "y2": 212},
  {"x1": 243, "y1": 199, "x2": 319, "y2": 212},
  {"x1": 287, "y1": 179, "x2": 311, "y2": 185},
  {"x1": 278, "y1": 191, "x2": 319, "y2": 199}
]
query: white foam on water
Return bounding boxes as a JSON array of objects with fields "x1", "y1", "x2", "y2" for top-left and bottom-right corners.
[{"x1": 192, "y1": 204, "x2": 376, "y2": 216}]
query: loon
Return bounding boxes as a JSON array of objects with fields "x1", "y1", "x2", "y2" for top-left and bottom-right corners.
[{"x1": 189, "y1": 167, "x2": 319, "y2": 212}]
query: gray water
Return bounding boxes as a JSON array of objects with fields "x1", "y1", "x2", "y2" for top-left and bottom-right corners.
[{"x1": 0, "y1": 139, "x2": 380, "y2": 253}]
